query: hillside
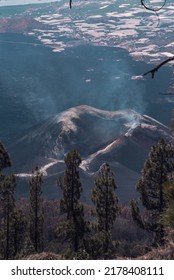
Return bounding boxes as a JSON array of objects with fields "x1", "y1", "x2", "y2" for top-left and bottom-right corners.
[
  {"x1": 22, "y1": 242, "x2": 174, "y2": 260},
  {"x1": 8, "y1": 105, "x2": 174, "y2": 202}
]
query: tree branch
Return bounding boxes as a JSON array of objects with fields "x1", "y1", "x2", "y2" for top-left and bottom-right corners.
[
  {"x1": 141, "y1": 0, "x2": 167, "y2": 12},
  {"x1": 143, "y1": 56, "x2": 174, "y2": 79}
]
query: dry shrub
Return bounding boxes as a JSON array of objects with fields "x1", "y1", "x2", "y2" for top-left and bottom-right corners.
[
  {"x1": 132, "y1": 230, "x2": 174, "y2": 260},
  {"x1": 23, "y1": 252, "x2": 63, "y2": 260}
]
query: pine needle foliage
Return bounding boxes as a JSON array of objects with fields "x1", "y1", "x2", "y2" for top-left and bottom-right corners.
[
  {"x1": 12, "y1": 208, "x2": 28, "y2": 258},
  {"x1": 131, "y1": 138, "x2": 174, "y2": 247},
  {"x1": 0, "y1": 142, "x2": 11, "y2": 171},
  {"x1": 29, "y1": 166, "x2": 43, "y2": 253},
  {"x1": 161, "y1": 181, "x2": 174, "y2": 229},
  {"x1": 57, "y1": 150, "x2": 86, "y2": 255},
  {"x1": 0, "y1": 173, "x2": 16, "y2": 259},
  {"x1": 91, "y1": 163, "x2": 120, "y2": 258}
]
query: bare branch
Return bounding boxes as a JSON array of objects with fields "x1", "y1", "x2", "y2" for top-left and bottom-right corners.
[
  {"x1": 141, "y1": 0, "x2": 167, "y2": 12},
  {"x1": 143, "y1": 56, "x2": 174, "y2": 79}
]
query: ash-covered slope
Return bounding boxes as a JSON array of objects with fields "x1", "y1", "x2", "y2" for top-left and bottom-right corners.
[
  {"x1": 9, "y1": 105, "x2": 141, "y2": 167},
  {"x1": 81, "y1": 113, "x2": 173, "y2": 174},
  {"x1": 8, "y1": 105, "x2": 173, "y2": 201}
]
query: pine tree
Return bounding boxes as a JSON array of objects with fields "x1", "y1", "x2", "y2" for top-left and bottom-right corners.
[
  {"x1": 57, "y1": 149, "x2": 86, "y2": 255},
  {"x1": 91, "y1": 163, "x2": 119, "y2": 259},
  {"x1": 0, "y1": 142, "x2": 16, "y2": 259},
  {"x1": 0, "y1": 173, "x2": 16, "y2": 259},
  {"x1": 29, "y1": 166, "x2": 43, "y2": 253},
  {"x1": 160, "y1": 180, "x2": 174, "y2": 229},
  {"x1": 131, "y1": 138, "x2": 174, "y2": 246},
  {"x1": 0, "y1": 142, "x2": 11, "y2": 171},
  {"x1": 12, "y1": 208, "x2": 27, "y2": 258}
]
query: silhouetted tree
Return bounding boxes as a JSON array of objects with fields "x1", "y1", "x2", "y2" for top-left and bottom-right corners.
[
  {"x1": 161, "y1": 180, "x2": 174, "y2": 229},
  {"x1": 29, "y1": 166, "x2": 43, "y2": 253},
  {"x1": 90, "y1": 163, "x2": 119, "y2": 258},
  {"x1": 57, "y1": 150, "x2": 86, "y2": 255},
  {"x1": 0, "y1": 142, "x2": 11, "y2": 171},
  {"x1": 12, "y1": 208, "x2": 27, "y2": 258},
  {"x1": 160, "y1": 111, "x2": 174, "y2": 230},
  {"x1": 0, "y1": 173, "x2": 16, "y2": 259},
  {"x1": 0, "y1": 142, "x2": 16, "y2": 259},
  {"x1": 131, "y1": 138, "x2": 174, "y2": 246}
]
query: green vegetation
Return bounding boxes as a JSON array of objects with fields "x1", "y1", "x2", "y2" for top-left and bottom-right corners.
[
  {"x1": 29, "y1": 166, "x2": 44, "y2": 253},
  {"x1": 0, "y1": 142, "x2": 16, "y2": 259},
  {"x1": 90, "y1": 163, "x2": 120, "y2": 259},
  {"x1": 131, "y1": 138, "x2": 174, "y2": 246},
  {"x1": 0, "y1": 173, "x2": 16, "y2": 259},
  {"x1": 1, "y1": 140, "x2": 174, "y2": 259},
  {"x1": 0, "y1": 142, "x2": 11, "y2": 171},
  {"x1": 57, "y1": 150, "x2": 86, "y2": 257},
  {"x1": 161, "y1": 181, "x2": 174, "y2": 229}
]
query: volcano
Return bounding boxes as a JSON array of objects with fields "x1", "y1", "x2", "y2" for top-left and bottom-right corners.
[{"x1": 7, "y1": 105, "x2": 174, "y2": 202}]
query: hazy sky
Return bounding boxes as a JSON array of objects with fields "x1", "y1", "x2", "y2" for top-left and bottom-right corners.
[{"x1": 0, "y1": 0, "x2": 59, "y2": 6}]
